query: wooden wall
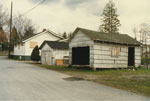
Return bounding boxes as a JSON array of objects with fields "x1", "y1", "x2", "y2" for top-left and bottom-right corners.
[
  {"x1": 135, "y1": 47, "x2": 141, "y2": 67},
  {"x1": 69, "y1": 31, "x2": 94, "y2": 66},
  {"x1": 69, "y1": 31, "x2": 141, "y2": 68},
  {"x1": 92, "y1": 43, "x2": 141, "y2": 68},
  {"x1": 41, "y1": 43, "x2": 69, "y2": 65}
]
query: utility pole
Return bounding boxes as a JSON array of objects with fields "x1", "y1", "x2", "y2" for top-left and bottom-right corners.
[{"x1": 8, "y1": 1, "x2": 13, "y2": 58}]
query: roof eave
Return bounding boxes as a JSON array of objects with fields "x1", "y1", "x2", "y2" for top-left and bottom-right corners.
[{"x1": 94, "y1": 40, "x2": 141, "y2": 46}]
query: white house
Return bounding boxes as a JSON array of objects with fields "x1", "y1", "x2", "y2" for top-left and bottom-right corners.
[
  {"x1": 68, "y1": 27, "x2": 141, "y2": 69},
  {"x1": 13, "y1": 29, "x2": 63, "y2": 60},
  {"x1": 39, "y1": 41, "x2": 69, "y2": 65}
]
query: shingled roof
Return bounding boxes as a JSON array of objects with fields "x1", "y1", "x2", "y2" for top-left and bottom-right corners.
[
  {"x1": 39, "y1": 41, "x2": 69, "y2": 50},
  {"x1": 69, "y1": 27, "x2": 141, "y2": 46}
]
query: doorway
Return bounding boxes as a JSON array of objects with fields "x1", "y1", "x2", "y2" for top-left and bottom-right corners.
[
  {"x1": 72, "y1": 46, "x2": 89, "y2": 65},
  {"x1": 128, "y1": 47, "x2": 135, "y2": 66}
]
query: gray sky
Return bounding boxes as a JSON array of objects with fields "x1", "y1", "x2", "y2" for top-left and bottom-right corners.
[{"x1": 1, "y1": 0, "x2": 149, "y2": 37}]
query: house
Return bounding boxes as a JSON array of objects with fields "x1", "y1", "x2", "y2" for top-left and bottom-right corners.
[
  {"x1": 13, "y1": 29, "x2": 63, "y2": 60},
  {"x1": 68, "y1": 27, "x2": 141, "y2": 69},
  {"x1": 39, "y1": 41, "x2": 69, "y2": 65}
]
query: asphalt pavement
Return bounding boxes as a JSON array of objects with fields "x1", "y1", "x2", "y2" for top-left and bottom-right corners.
[{"x1": 0, "y1": 56, "x2": 149, "y2": 101}]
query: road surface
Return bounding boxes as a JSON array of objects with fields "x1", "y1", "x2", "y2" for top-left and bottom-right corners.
[{"x1": 0, "y1": 56, "x2": 149, "y2": 101}]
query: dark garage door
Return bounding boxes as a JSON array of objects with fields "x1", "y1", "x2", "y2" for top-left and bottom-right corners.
[{"x1": 72, "y1": 46, "x2": 89, "y2": 65}]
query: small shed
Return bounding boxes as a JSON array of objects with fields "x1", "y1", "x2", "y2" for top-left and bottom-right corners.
[
  {"x1": 39, "y1": 41, "x2": 69, "y2": 66},
  {"x1": 68, "y1": 27, "x2": 141, "y2": 69}
]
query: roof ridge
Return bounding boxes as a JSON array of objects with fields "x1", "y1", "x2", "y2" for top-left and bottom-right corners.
[
  {"x1": 39, "y1": 40, "x2": 69, "y2": 49},
  {"x1": 77, "y1": 27, "x2": 125, "y2": 35},
  {"x1": 69, "y1": 27, "x2": 141, "y2": 46},
  {"x1": 46, "y1": 29, "x2": 63, "y2": 39}
]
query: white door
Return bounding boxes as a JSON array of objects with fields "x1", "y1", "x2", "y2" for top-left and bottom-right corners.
[{"x1": 42, "y1": 51, "x2": 53, "y2": 65}]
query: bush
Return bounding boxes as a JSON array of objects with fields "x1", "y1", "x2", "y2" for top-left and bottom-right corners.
[
  {"x1": 31, "y1": 46, "x2": 40, "y2": 63},
  {"x1": 141, "y1": 57, "x2": 150, "y2": 65}
]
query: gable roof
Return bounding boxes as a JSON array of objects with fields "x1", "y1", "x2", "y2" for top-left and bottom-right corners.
[
  {"x1": 21, "y1": 33, "x2": 38, "y2": 42},
  {"x1": 18, "y1": 29, "x2": 63, "y2": 43},
  {"x1": 69, "y1": 27, "x2": 141, "y2": 46},
  {"x1": 39, "y1": 41, "x2": 69, "y2": 50}
]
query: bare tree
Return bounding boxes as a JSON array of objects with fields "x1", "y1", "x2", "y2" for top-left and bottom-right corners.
[
  {"x1": 13, "y1": 13, "x2": 37, "y2": 40},
  {"x1": 138, "y1": 23, "x2": 150, "y2": 68},
  {"x1": 0, "y1": 2, "x2": 9, "y2": 51},
  {"x1": 139, "y1": 23, "x2": 150, "y2": 44},
  {"x1": 0, "y1": 3, "x2": 9, "y2": 27}
]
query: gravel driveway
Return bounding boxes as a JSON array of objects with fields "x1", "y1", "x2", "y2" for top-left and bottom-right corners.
[{"x1": 0, "y1": 56, "x2": 149, "y2": 101}]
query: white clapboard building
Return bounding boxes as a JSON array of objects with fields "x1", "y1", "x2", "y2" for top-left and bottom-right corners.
[
  {"x1": 68, "y1": 27, "x2": 141, "y2": 69},
  {"x1": 39, "y1": 41, "x2": 69, "y2": 65},
  {"x1": 13, "y1": 29, "x2": 63, "y2": 60}
]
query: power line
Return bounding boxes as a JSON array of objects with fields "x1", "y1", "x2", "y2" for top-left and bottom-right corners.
[
  {"x1": 10, "y1": 0, "x2": 46, "y2": 26},
  {"x1": 21, "y1": 0, "x2": 46, "y2": 17},
  {"x1": 16, "y1": 0, "x2": 46, "y2": 18}
]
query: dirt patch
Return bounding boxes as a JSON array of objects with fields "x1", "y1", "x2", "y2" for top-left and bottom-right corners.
[
  {"x1": 69, "y1": 74, "x2": 100, "y2": 81},
  {"x1": 63, "y1": 77, "x2": 84, "y2": 81}
]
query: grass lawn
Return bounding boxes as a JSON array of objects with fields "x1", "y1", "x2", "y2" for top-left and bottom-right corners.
[
  {"x1": 0, "y1": 51, "x2": 8, "y2": 56},
  {"x1": 34, "y1": 64, "x2": 150, "y2": 97}
]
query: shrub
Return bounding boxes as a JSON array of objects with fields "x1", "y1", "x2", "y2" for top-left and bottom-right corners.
[{"x1": 31, "y1": 46, "x2": 40, "y2": 63}]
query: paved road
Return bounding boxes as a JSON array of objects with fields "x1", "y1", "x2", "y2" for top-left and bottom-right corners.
[{"x1": 0, "y1": 56, "x2": 149, "y2": 101}]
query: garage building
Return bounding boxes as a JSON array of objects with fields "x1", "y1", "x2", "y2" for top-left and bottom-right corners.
[{"x1": 68, "y1": 27, "x2": 141, "y2": 69}]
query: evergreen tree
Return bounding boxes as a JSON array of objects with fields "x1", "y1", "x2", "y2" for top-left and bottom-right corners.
[
  {"x1": 0, "y1": 27, "x2": 8, "y2": 51},
  {"x1": 62, "y1": 32, "x2": 67, "y2": 39},
  {"x1": 0, "y1": 27, "x2": 8, "y2": 44},
  {"x1": 99, "y1": 0, "x2": 121, "y2": 33},
  {"x1": 31, "y1": 46, "x2": 40, "y2": 63}
]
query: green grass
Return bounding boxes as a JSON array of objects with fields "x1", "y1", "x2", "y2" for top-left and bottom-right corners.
[
  {"x1": 34, "y1": 64, "x2": 150, "y2": 97},
  {"x1": 0, "y1": 51, "x2": 8, "y2": 56}
]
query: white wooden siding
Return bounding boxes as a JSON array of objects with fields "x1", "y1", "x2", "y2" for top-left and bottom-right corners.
[
  {"x1": 93, "y1": 43, "x2": 127, "y2": 68},
  {"x1": 93, "y1": 43, "x2": 141, "y2": 68},
  {"x1": 135, "y1": 47, "x2": 141, "y2": 67},
  {"x1": 69, "y1": 31, "x2": 94, "y2": 66},
  {"x1": 52, "y1": 50, "x2": 69, "y2": 65},
  {"x1": 69, "y1": 30, "x2": 141, "y2": 68},
  {"x1": 25, "y1": 32, "x2": 60, "y2": 56},
  {"x1": 14, "y1": 43, "x2": 25, "y2": 55},
  {"x1": 14, "y1": 31, "x2": 61, "y2": 56},
  {"x1": 41, "y1": 43, "x2": 69, "y2": 65},
  {"x1": 41, "y1": 44, "x2": 53, "y2": 65},
  {"x1": 41, "y1": 51, "x2": 53, "y2": 65},
  {"x1": 69, "y1": 31, "x2": 94, "y2": 48}
]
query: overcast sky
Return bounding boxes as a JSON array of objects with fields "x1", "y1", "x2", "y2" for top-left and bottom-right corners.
[{"x1": 1, "y1": 0, "x2": 149, "y2": 37}]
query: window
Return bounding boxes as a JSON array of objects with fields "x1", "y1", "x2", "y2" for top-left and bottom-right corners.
[
  {"x1": 111, "y1": 46, "x2": 120, "y2": 57},
  {"x1": 30, "y1": 41, "x2": 37, "y2": 48}
]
